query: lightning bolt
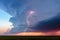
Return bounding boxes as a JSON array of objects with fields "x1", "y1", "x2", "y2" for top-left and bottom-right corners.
[{"x1": 24, "y1": 10, "x2": 35, "y2": 32}]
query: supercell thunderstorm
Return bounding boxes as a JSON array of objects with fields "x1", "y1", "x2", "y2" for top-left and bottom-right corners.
[{"x1": 0, "y1": 0, "x2": 60, "y2": 35}]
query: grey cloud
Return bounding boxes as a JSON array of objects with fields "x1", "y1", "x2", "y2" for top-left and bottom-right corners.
[
  {"x1": 0, "y1": 0, "x2": 60, "y2": 34},
  {"x1": 29, "y1": 13, "x2": 60, "y2": 32}
]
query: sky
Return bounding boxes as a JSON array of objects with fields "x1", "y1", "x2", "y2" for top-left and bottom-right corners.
[
  {"x1": 0, "y1": 0, "x2": 60, "y2": 36},
  {"x1": 0, "y1": 9, "x2": 13, "y2": 34}
]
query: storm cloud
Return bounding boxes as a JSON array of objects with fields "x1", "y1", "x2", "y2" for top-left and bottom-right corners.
[
  {"x1": 0, "y1": 0, "x2": 60, "y2": 34},
  {"x1": 29, "y1": 13, "x2": 60, "y2": 32}
]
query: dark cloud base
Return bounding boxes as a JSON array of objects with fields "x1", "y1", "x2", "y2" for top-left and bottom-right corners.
[{"x1": 29, "y1": 15, "x2": 60, "y2": 32}]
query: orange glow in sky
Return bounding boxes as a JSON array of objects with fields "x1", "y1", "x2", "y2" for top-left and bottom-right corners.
[
  {"x1": 0, "y1": 22, "x2": 13, "y2": 34},
  {"x1": 11, "y1": 30, "x2": 60, "y2": 36}
]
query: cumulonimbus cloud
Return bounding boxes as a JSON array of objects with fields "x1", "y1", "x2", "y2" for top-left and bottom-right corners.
[{"x1": 0, "y1": 0, "x2": 60, "y2": 34}]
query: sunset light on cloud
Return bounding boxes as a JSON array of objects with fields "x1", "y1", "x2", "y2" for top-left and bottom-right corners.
[
  {"x1": 0, "y1": 22, "x2": 13, "y2": 34},
  {"x1": 0, "y1": 9, "x2": 13, "y2": 34},
  {"x1": 7, "y1": 31, "x2": 60, "y2": 36},
  {"x1": 0, "y1": 0, "x2": 60, "y2": 36}
]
